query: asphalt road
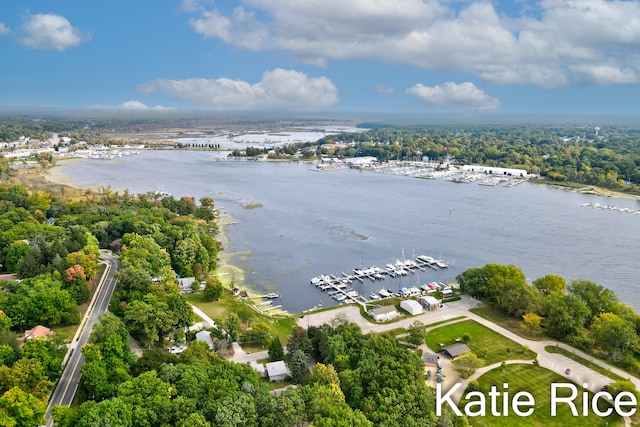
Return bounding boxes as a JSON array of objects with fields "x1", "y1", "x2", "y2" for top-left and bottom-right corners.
[{"x1": 44, "y1": 252, "x2": 119, "y2": 426}]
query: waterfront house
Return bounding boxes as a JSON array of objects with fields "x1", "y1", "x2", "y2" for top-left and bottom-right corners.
[
  {"x1": 400, "y1": 299, "x2": 423, "y2": 316},
  {"x1": 368, "y1": 305, "x2": 399, "y2": 322},
  {"x1": 266, "y1": 360, "x2": 289, "y2": 382}
]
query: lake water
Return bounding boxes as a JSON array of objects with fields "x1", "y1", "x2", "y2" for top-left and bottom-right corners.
[{"x1": 47, "y1": 150, "x2": 640, "y2": 313}]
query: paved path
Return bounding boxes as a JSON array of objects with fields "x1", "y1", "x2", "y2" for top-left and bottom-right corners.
[{"x1": 297, "y1": 295, "x2": 638, "y2": 397}]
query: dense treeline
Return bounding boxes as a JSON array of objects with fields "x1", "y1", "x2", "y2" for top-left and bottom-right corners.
[
  {"x1": 457, "y1": 264, "x2": 640, "y2": 372},
  {"x1": 0, "y1": 182, "x2": 222, "y2": 424},
  {"x1": 313, "y1": 124, "x2": 640, "y2": 192},
  {"x1": 53, "y1": 314, "x2": 460, "y2": 427}
]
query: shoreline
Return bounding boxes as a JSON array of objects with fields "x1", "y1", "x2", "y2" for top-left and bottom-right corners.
[{"x1": 37, "y1": 161, "x2": 259, "y2": 302}]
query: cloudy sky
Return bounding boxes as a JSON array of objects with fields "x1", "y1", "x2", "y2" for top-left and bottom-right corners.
[{"x1": 1, "y1": 0, "x2": 639, "y2": 115}]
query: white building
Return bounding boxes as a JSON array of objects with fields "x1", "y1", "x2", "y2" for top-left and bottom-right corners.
[
  {"x1": 368, "y1": 305, "x2": 399, "y2": 322},
  {"x1": 419, "y1": 296, "x2": 441, "y2": 311},
  {"x1": 266, "y1": 360, "x2": 289, "y2": 382},
  {"x1": 400, "y1": 299, "x2": 423, "y2": 316},
  {"x1": 462, "y1": 165, "x2": 528, "y2": 177},
  {"x1": 346, "y1": 156, "x2": 377, "y2": 165},
  {"x1": 195, "y1": 330, "x2": 214, "y2": 350}
]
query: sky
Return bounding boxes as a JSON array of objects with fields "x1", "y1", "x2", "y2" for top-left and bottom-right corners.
[{"x1": 1, "y1": 0, "x2": 640, "y2": 116}]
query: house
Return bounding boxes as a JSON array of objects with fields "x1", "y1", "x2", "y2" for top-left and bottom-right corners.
[
  {"x1": 18, "y1": 325, "x2": 53, "y2": 347},
  {"x1": 266, "y1": 360, "x2": 289, "y2": 382},
  {"x1": 442, "y1": 343, "x2": 471, "y2": 359},
  {"x1": 368, "y1": 305, "x2": 399, "y2": 322},
  {"x1": 178, "y1": 277, "x2": 196, "y2": 293},
  {"x1": 109, "y1": 238, "x2": 122, "y2": 253},
  {"x1": 195, "y1": 330, "x2": 214, "y2": 350},
  {"x1": 400, "y1": 299, "x2": 423, "y2": 316},
  {"x1": 419, "y1": 295, "x2": 441, "y2": 311}
]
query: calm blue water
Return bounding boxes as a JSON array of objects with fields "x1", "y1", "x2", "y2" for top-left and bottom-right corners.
[{"x1": 49, "y1": 150, "x2": 640, "y2": 313}]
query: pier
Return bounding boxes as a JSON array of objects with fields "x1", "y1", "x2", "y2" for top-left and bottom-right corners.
[{"x1": 310, "y1": 255, "x2": 449, "y2": 306}]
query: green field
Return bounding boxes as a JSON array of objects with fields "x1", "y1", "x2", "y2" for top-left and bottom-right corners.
[
  {"x1": 426, "y1": 319, "x2": 536, "y2": 364},
  {"x1": 460, "y1": 364, "x2": 623, "y2": 427}
]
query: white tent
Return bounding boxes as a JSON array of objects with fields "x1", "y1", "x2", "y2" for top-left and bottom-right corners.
[{"x1": 400, "y1": 299, "x2": 423, "y2": 316}]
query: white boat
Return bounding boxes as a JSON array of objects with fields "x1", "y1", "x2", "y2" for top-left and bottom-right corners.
[
  {"x1": 379, "y1": 289, "x2": 393, "y2": 298},
  {"x1": 369, "y1": 293, "x2": 381, "y2": 300},
  {"x1": 265, "y1": 292, "x2": 279, "y2": 299},
  {"x1": 335, "y1": 294, "x2": 347, "y2": 301}
]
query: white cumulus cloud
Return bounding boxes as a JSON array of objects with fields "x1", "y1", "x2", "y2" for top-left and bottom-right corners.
[
  {"x1": 406, "y1": 82, "x2": 500, "y2": 111},
  {"x1": 137, "y1": 68, "x2": 339, "y2": 110},
  {"x1": 20, "y1": 13, "x2": 89, "y2": 51},
  {"x1": 184, "y1": 0, "x2": 640, "y2": 87},
  {"x1": 0, "y1": 23, "x2": 10, "y2": 35}
]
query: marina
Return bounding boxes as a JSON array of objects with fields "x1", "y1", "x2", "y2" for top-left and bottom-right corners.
[
  {"x1": 309, "y1": 254, "x2": 449, "y2": 306},
  {"x1": 581, "y1": 202, "x2": 640, "y2": 215}
]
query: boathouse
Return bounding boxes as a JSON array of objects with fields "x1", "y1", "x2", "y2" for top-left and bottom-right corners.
[
  {"x1": 400, "y1": 299, "x2": 423, "y2": 316},
  {"x1": 419, "y1": 295, "x2": 441, "y2": 311},
  {"x1": 368, "y1": 305, "x2": 399, "y2": 322}
]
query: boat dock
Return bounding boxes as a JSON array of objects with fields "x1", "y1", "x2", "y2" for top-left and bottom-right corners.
[{"x1": 310, "y1": 255, "x2": 448, "y2": 306}]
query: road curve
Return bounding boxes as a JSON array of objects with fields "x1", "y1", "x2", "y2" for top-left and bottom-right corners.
[{"x1": 44, "y1": 252, "x2": 119, "y2": 426}]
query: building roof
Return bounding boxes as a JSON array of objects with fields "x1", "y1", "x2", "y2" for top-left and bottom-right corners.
[
  {"x1": 266, "y1": 360, "x2": 288, "y2": 379},
  {"x1": 442, "y1": 343, "x2": 471, "y2": 358},
  {"x1": 400, "y1": 299, "x2": 423, "y2": 311},
  {"x1": 24, "y1": 325, "x2": 53, "y2": 339},
  {"x1": 420, "y1": 296, "x2": 440, "y2": 305},
  {"x1": 371, "y1": 305, "x2": 398, "y2": 315},
  {"x1": 195, "y1": 330, "x2": 214, "y2": 350}
]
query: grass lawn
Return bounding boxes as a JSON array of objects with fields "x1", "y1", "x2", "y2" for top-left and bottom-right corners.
[
  {"x1": 426, "y1": 320, "x2": 536, "y2": 365},
  {"x1": 470, "y1": 306, "x2": 546, "y2": 341},
  {"x1": 185, "y1": 293, "x2": 296, "y2": 346},
  {"x1": 461, "y1": 364, "x2": 623, "y2": 427}
]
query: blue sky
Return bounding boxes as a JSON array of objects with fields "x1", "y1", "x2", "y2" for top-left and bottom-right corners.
[{"x1": 1, "y1": 0, "x2": 639, "y2": 115}]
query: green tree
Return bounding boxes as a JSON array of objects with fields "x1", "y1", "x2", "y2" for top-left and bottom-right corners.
[
  {"x1": 0, "y1": 386, "x2": 47, "y2": 427},
  {"x1": 541, "y1": 292, "x2": 589, "y2": 340},
  {"x1": 533, "y1": 274, "x2": 566, "y2": 296},
  {"x1": 451, "y1": 352, "x2": 483, "y2": 379},
  {"x1": 569, "y1": 279, "x2": 619, "y2": 326},
  {"x1": 309, "y1": 363, "x2": 340, "y2": 387},
  {"x1": 268, "y1": 337, "x2": 284, "y2": 362},
  {"x1": 289, "y1": 349, "x2": 309, "y2": 384},
  {"x1": 203, "y1": 277, "x2": 223, "y2": 300},
  {"x1": 591, "y1": 312, "x2": 638, "y2": 360},
  {"x1": 407, "y1": 320, "x2": 426, "y2": 346}
]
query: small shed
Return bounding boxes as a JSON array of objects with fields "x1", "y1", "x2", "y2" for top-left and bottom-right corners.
[
  {"x1": 442, "y1": 288, "x2": 453, "y2": 298},
  {"x1": 419, "y1": 295, "x2": 441, "y2": 311},
  {"x1": 266, "y1": 360, "x2": 289, "y2": 382},
  {"x1": 250, "y1": 362, "x2": 267, "y2": 378},
  {"x1": 195, "y1": 330, "x2": 214, "y2": 350},
  {"x1": 442, "y1": 343, "x2": 471, "y2": 359},
  {"x1": 423, "y1": 353, "x2": 440, "y2": 365},
  {"x1": 109, "y1": 238, "x2": 122, "y2": 253},
  {"x1": 400, "y1": 299, "x2": 423, "y2": 316},
  {"x1": 368, "y1": 305, "x2": 399, "y2": 322}
]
